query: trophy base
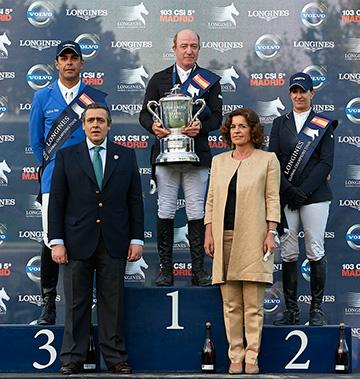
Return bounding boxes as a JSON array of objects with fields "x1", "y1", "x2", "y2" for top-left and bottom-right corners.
[
  {"x1": 156, "y1": 134, "x2": 200, "y2": 164},
  {"x1": 156, "y1": 152, "x2": 200, "y2": 164}
]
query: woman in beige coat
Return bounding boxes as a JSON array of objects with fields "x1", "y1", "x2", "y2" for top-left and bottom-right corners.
[{"x1": 204, "y1": 108, "x2": 280, "y2": 374}]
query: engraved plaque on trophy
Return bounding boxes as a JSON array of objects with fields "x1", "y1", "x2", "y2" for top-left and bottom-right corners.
[{"x1": 147, "y1": 85, "x2": 206, "y2": 164}]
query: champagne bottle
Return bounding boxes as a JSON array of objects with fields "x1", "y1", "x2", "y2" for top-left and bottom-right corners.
[
  {"x1": 83, "y1": 323, "x2": 97, "y2": 373},
  {"x1": 335, "y1": 322, "x2": 349, "y2": 374},
  {"x1": 201, "y1": 321, "x2": 215, "y2": 373}
]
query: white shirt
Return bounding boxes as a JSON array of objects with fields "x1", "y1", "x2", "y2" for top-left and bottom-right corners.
[
  {"x1": 58, "y1": 79, "x2": 81, "y2": 104},
  {"x1": 176, "y1": 64, "x2": 194, "y2": 84},
  {"x1": 293, "y1": 109, "x2": 311, "y2": 134},
  {"x1": 50, "y1": 137, "x2": 143, "y2": 247}
]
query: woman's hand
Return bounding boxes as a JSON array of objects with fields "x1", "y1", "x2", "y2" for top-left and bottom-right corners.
[
  {"x1": 204, "y1": 223, "x2": 215, "y2": 258},
  {"x1": 263, "y1": 231, "x2": 276, "y2": 257}
]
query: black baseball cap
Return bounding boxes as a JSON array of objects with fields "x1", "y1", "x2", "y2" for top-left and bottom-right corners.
[
  {"x1": 289, "y1": 72, "x2": 313, "y2": 91},
  {"x1": 56, "y1": 40, "x2": 82, "y2": 59}
]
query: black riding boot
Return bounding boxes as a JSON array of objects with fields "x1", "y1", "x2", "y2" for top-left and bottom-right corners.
[
  {"x1": 37, "y1": 244, "x2": 58, "y2": 325},
  {"x1": 188, "y1": 219, "x2": 211, "y2": 286},
  {"x1": 273, "y1": 261, "x2": 300, "y2": 325},
  {"x1": 309, "y1": 256, "x2": 327, "y2": 326},
  {"x1": 155, "y1": 218, "x2": 174, "y2": 286}
]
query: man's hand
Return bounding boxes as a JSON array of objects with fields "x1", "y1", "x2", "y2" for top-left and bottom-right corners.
[
  {"x1": 127, "y1": 244, "x2": 143, "y2": 262},
  {"x1": 181, "y1": 119, "x2": 201, "y2": 137},
  {"x1": 152, "y1": 121, "x2": 170, "y2": 138},
  {"x1": 51, "y1": 244, "x2": 68, "y2": 265}
]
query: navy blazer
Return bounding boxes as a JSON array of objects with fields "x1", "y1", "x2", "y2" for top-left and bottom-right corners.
[
  {"x1": 48, "y1": 140, "x2": 144, "y2": 259},
  {"x1": 139, "y1": 65, "x2": 223, "y2": 167},
  {"x1": 269, "y1": 110, "x2": 336, "y2": 205}
]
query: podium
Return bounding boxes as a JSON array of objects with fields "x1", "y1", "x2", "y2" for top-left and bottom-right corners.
[{"x1": 0, "y1": 287, "x2": 351, "y2": 373}]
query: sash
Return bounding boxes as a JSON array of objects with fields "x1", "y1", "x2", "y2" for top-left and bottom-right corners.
[
  {"x1": 283, "y1": 113, "x2": 336, "y2": 183},
  {"x1": 42, "y1": 85, "x2": 108, "y2": 168},
  {"x1": 172, "y1": 65, "x2": 220, "y2": 100}
]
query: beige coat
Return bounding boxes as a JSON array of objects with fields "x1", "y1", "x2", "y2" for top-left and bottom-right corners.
[{"x1": 205, "y1": 149, "x2": 281, "y2": 285}]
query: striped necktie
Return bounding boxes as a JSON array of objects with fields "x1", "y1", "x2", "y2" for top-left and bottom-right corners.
[{"x1": 92, "y1": 146, "x2": 103, "y2": 189}]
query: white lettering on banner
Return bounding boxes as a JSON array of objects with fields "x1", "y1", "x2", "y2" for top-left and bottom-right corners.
[{"x1": 166, "y1": 291, "x2": 184, "y2": 330}]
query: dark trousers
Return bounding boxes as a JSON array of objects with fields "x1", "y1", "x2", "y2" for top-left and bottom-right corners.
[{"x1": 61, "y1": 237, "x2": 127, "y2": 368}]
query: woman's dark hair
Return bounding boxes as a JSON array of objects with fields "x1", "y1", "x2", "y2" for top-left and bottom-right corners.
[{"x1": 220, "y1": 108, "x2": 264, "y2": 149}]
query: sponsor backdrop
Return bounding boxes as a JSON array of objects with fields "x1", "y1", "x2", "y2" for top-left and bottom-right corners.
[{"x1": 0, "y1": 0, "x2": 359, "y2": 368}]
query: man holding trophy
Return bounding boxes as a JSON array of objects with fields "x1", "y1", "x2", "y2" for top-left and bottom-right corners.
[{"x1": 139, "y1": 29, "x2": 223, "y2": 286}]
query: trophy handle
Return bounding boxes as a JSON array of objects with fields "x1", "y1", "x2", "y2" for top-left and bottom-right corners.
[
  {"x1": 147, "y1": 100, "x2": 162, "y2": 125},
  {"x1": 190, "y1": 98, "x2": 206, "y2": 124}
]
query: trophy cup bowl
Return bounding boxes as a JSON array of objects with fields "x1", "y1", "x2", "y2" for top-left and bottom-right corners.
[{"x1": 147, "y1": 87, "x2": 206, "y2": 164}]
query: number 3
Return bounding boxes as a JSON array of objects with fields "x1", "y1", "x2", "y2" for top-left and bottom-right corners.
[{"x1": 33, "y1": 329, "x2": 57, "y2": 369}]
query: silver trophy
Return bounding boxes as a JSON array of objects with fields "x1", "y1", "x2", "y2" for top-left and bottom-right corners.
[{"x1": 147, "y1": 85, "x2": 206, "y2": 164}]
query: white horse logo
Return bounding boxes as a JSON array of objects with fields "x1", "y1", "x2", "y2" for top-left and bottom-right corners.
[
  {"x1": 118, "y1": 2, "x2": 149, "y2": 25},
  {"x1": 256, "y1": 97, "x2": 285, "y2": 117},
  {"x1": 0, "y1": 160, "x2": 11, "y2": 184},
  {"x1": 0, "y1": 32, "x2": 11, "y2": 57},
  {"x1": 214, "y1": 66, "x2": 239, "y2": 88},
  {"x1": 125, "y1": 257, "x2": 148, "y2": 279},
  {"x1": 211, "y1": 3, "x2": 240, "y2": 26},
  {"x1": 174, "y1": 224, "x2": 189, "y2": 246},
  {"x1": 0, "y1": 288, "x2": 10, "y2": 313},
  {"x1": 119, "y1": 65, "x2": 149, "y2": 87}
]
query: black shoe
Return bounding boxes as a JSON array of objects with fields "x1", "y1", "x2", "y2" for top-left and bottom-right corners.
[
  {"x1": 37, "y1": 296, "x2": 56, "y2": 325},
  {"x1": 309, "y1": 308, "x2": 326, "y2": 326},
  {"x1": 192, "y1": 270, "x2": 212, "y2": 286},
  {"x1": 273, "y1": 310, "x2": 300, "y2": 326},
  {"x1": 155, "y1": 270, "x2": 173, "y2": 286},
  {"x1": 60, "y1": 362, "x2": 82, "y2": 375},
  {"x1": 109, "y1": 361, "x2": 132, "y2": 374}
]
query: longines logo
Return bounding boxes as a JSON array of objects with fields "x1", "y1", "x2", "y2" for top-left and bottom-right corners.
[
  {"x1": 125, "y1": 257, "x2": 148, "y2": 282},
  {"x1": 213, "y1": 66, "x2": 239, "y2": 92},
  {"x1": 0, "y1": 159, "x2": 11, "y2": 185},
  {"x1": 174, "y1": 224, "x2": 189, "y2": 247},
  {"x1": 111, "y1": 104, "x2": 142, "y2": 115},
  {"x1": 117, "y1": 66, "x2": 149, "y2": 91},
  {"x1": 0, "y1": 288, "x2": 10, "y2": 314},
  {"x1": 111, "y1": 40, "x2": 152, "y2": 53},
  {"x1": 338, "y1": 136, "x2": 360, "y2": 148},
  {"x1": 201, "y1": 41, "x2": 243, "y2": 53},
  {"x1": 18, "y1": 230, "x2": 44, "y2": 243},
  {"x1": 345, "y1": 165, "x2": 360, "y2": 187},
  {"x1": 338, "y1": 72, "x2": 360, "y2": 84},
  {"x1": 66, "y1": 8, "x2": 108, "y2": 21},
  {"x1": 18, "y1": 294, "x2": 60, "y2": 307},
  {"x1": 0, "y1": 134, "x2": 15, "y2": 143},
  {"x1": 222, "y1": 104, "x2": 243, "y2": 115},
  {"x1": 208, "y1": 3, "x2": 239, "y2": 29},
  {"x1": 345, "y1": 38, "x2": 360, "y2": 61},
  {"x1": 19, "y1": 39, "x2": 60, "y2": 51},
  {"x1": 117, "y1": 2, "x2": 149, "y2": 28},
  {"x1": 345, "y1": 292, "x2": 360, "y2": 315},
  {"x1": 247, "y1": 9, "x2": 290, "y2": 21},
  {"x1": 0, "y1": 32, "x2": 11, "y2": 58},
  {"x1": 26, "y1": 195, "x2": 42, "y2": 218},
  {"x1": 0, "y1": 71, "x2": 15, "y2": 80},
  {"x1": 139, "y1": 167, "x2": 151, "y2": 175},
  {"x1": 256, "y1": 97, "x2": 285, "y2": 123},
  {"x1": 298, "y1": 294, "x2": 335, "y2": 304},
  {"x1": 312, "y1": 104, "x2": 334, "y2": 113},
  {"x1": 0, "y1": 198, "x2": 15, "y2": 208},
  {"x1": 339, "y1": 199, "x2": 360, "y2": 211},
  {"x1": 19, "y1": 103, "x2": 31, "y2": 112},
  {"x1": 293, "y1": 40, "x2": 334, "y2": 52}
]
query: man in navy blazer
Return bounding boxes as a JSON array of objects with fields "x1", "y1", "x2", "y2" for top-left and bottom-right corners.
[
  {"x1": 29, "y1": 41, "x2": 94, "y2": 325},
  {"x1": 269, "y1": 72, "x2": 337, "y2": 327},
  {"x1": 48, "y1": 103, "x2": 144, "y2": 375}
]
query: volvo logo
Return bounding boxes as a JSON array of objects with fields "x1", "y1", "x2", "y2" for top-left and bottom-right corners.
[
  {"x1": 27, "y1": 1, "x2": 54, "y2": 28},
  {"x1": 255, "y1": 34, "x2": 281, "y2": 61}
]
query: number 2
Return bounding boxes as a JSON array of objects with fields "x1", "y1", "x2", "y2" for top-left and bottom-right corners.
[{"x1": 284, "y1": 330, "x2": 310, "y2": 369}]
